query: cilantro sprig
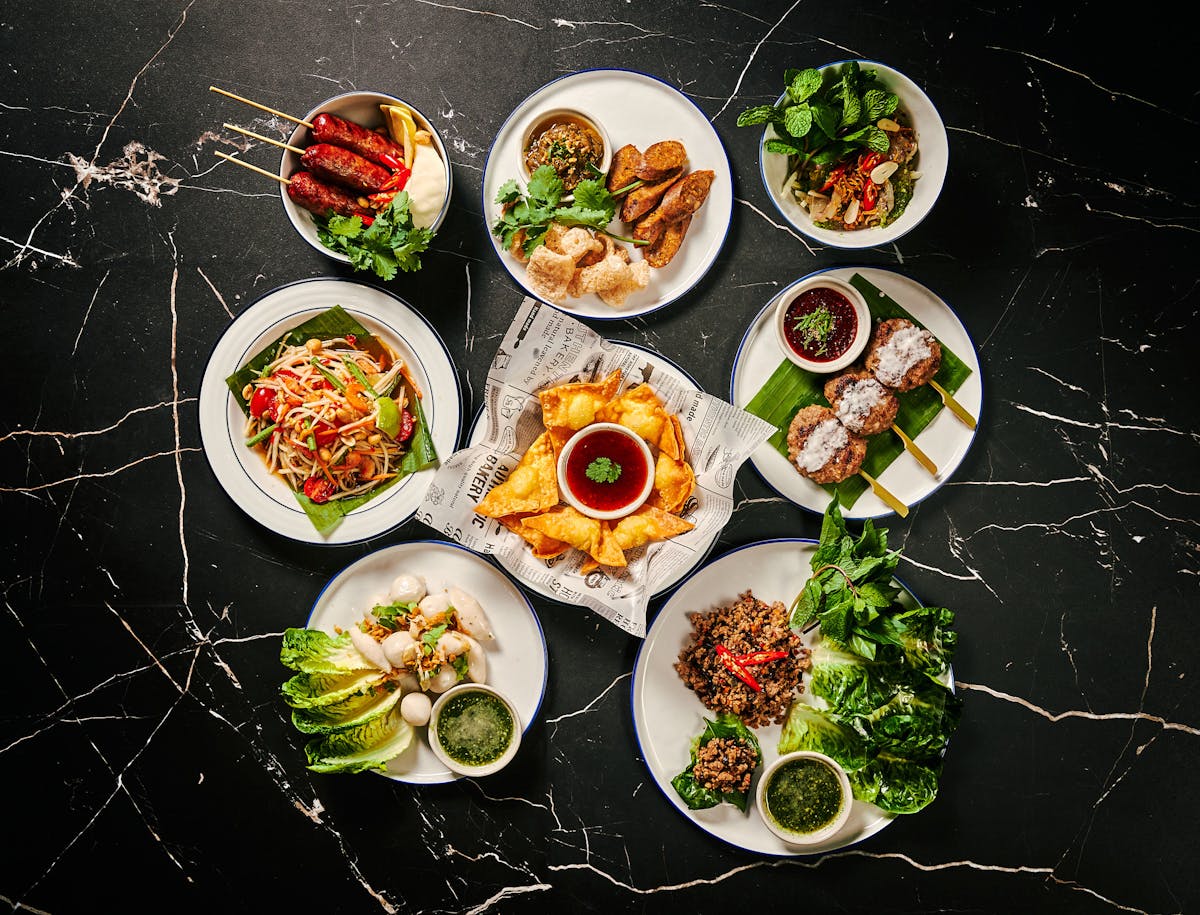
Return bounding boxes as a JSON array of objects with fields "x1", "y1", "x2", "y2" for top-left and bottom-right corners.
[
  {"x1": 737, "y1": 61, "x2": 899, "y2": 192},
  {"x1": 493, "y1": 165, "x2": 638, "y2": 257},
  {"x1": 315, "y1": 191, "x2": 434, "y2": 281},
  {"x1": 585, "y1": 457, "x2": 622, "y2": 484}
]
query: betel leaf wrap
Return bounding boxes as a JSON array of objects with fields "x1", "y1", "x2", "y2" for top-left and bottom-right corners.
[
  {"x1": 670, "y1": 713, "x2": 761, "y2": 813},
  {"x1": 743, "y1": 273, "x2": 973, "y2": 508},
  {"x1": 223, "y1": 305, "x2": 439, "y2": 535}
]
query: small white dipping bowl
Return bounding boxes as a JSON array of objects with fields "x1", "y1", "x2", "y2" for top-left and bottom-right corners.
[
  {"x1": 774, "y1": 274, "x2": 871, "y2": 373},
  {"x1": 556, "y1": 422, "x2": 655, "y2": 521},
  {"x1": 756, "y1": 750, "x2": 853, "y2": 846},
  {"x1": 428, "y1": 683, "x2": 522, "y2": 778},
  {"x1": 279, "y1": 90, "x2": 453, "y2": 263},
  {"x1": 758, "y1": 60, "x2": 948, "y2": 249},
  {"x1": 517, "y1": 106, "x2": 612, "y2": 201}
]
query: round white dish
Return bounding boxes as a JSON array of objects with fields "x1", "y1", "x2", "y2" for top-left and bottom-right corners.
[
  {"x1": 279, "y1": 90, "x2": 453, "y2": 263},
  {"x1": 773, "y1": 274, "x2": 871, "y2": 373},
  {"x1": 198, "y1": 277, "x2": 461, "y2": 544},
  {"x1": 758, "y1": 60, "x2": 948, "y2": 249},
  {"x1": 307, "y1": 540, "x2": 547, "y2": 784},
  {"x1": 730, "y1": 266, "x2": 981, "y2": 519},
  {"x1": 466, "y1": 342, "x2": 718, "y2": 602},
  {"x1": 428, "y1": 683, "x2": 524, "y2": 777},
  {"x1": 632, "y1": 537, "x2": 929, "y2": 855},
  {"x1": 482, "y1": 68, "x2": 734, "y2": 321}
]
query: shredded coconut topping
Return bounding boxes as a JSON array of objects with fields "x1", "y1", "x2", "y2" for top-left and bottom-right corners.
[
  {"x1": 796, "y1": 419, "x2": 848, "y2": 472},
  {"x1": 874, "y1": 326, "x2": 932, "y2": 387},
  {"x1": 836, "y1": 378, "x2": 889, "y2": 432}
]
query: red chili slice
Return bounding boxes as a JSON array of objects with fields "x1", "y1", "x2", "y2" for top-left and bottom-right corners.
[
  {"x1": 715, "y1": 644, "x2": 761, "y2": 692},
  {"x1": 303, "y1": 476, "x2": 337, "y2": 504},
  {"x1": 733, "y1": 650, "x2": 789, "y2": 666},
  {"x1": 397, "y1": 409, "x2": 415, "y2": 442}
]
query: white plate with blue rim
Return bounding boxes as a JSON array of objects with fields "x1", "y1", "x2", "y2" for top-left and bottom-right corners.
[
  {"x1": 198, "y1": 277, "x2": 461, "y2": 544},
  {"x1": 482, "y1": 68, "x2": 734, "y2": 321},
  {"x1": 730, "y1": 266, "x2": 981, "y2": 519},
  {"x1": 466, "y1": 341, "x2": 719, "y2": 603},
  {"x1": 632, "y1": 537, "x2": 950, "y2": 854},
  {"x1": 306, "y1": 539, "x2": 547, "y2": 784}
]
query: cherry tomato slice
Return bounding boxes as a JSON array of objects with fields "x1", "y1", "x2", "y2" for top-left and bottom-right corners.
[
  {"x1": 397, "y1": 409, "x2": 415, "y2": 442},
  {"x1": 313, "y1": 421, "x2": 339, "y2": 445},
  {"x1": 303, "y1": 476, "x2": 337, "y2": 504},
  {"x1": 249, "y1": 386, "x2": 275, "y2": 419}
]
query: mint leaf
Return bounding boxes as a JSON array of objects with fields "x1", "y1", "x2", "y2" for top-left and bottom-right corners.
[
  {"x1": 840, "y1": 92, "x2": 863, "y2": 128},
  {"x1": 863, "y1": 89, "x2": 891, "y2": 123},
  {"x1": 789, "y1": 68, "x2": 823, "y2": 103},
  {"x1": 737, "y1": 104, "x2": 778, "y2": 127},
  {"x1": 783, "y1": 104, "x2": 813, "y2": 139},
  {"x1": 765, "y1": 138, "x2": 800, "y2": 156},
  {"x1": 585, "y1": 457, "x2": 621, "y2": 483},
  {"x1": 811, "y1": 102, "x2": 840, "y2": 139}
]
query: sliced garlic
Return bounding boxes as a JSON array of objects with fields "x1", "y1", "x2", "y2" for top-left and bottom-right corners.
[
  {"x1": 870, "y1": 160, "x2": 899, "y2": 185},
  {"x1": 877, "y1": 118, "x2": 901, "y2": 131},
  {"x1": 844, "y1": 198, "x2": 860, "y2": 225}
]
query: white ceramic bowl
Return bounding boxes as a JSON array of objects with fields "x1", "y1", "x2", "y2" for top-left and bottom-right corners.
[
  {"x1": 556, "y1": 422, "x2": 655, "y2": 521},
  {"x1": 279, "y1": 90, "x2": 453, "y2": 262},
  {"x1": 774, "y1": 274, "x2": 871, "y2": 372},
  {"x1": 758, "y1": 60, "x2": 948, "y2": 249},
  {"x1": 516, "y1": 105, "x2": 612, "y2": 199},
  {"x1": 756, "y1": 750, "x2": 853, "y2": 846},
  {"x1": 428, "y1": 683, "x2": 523, "y2": 777}
]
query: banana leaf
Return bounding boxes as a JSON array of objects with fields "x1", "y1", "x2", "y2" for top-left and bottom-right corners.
[
  {"x1": 223, "y1": 305, "x2": 439, "y2": 535},
  {"x1": 743, "y1": 273, "x2": 972, "y2": 508}
]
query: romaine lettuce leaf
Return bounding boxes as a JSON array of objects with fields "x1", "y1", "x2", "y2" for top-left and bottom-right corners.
[
  {"x1": 808, "y1": 641, "x2": 903, "y2": 714},
  {"x1": 281, "y1": 669, "x2": 385, "y2": 708},
  {"x1": 304, "y1": 705, "x2": 414, "y2": 774},
  {"x1": 840, "y1": 681, "x2": 962, "y2": 758},
  {"x1": 848, "y1": 753, "x2": 941, "y2": 814},
  {"x1": 280, "y1": 629, "x2": 372, "y2": 674},
  {"x1": 290, "y1": 681, "x2": 403, "y2": 734},
  {"x1": 777, "y1": 703, "x2": 871, "y2": 772}
]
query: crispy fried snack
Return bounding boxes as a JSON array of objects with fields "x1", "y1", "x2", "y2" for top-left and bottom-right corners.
[
  {"x1": 606, "y1": 143, "x2": 643, "y2": 193},
  {"x1": 538, "y1": 369, "x2": 623, "y2": 430},
  {"x1": 619, "y1": 167, "x2": 683, "y2": 223},
  {"x1": 633, "y1": 170, "x2": 715, "y2": 245},
  {"x1": 648, "y1": 446, "x2": 696, "y2": 514},
  {"x1": 595, "y1": 382, "x2": 667, "y2": 444},
  {"x1": 524, "y1": 505, "x2": 627, "y2": 567},
  {"x1": 525, "y1": 244, "x2": 577, "y2": 303},
  {"x1": 611, "y1": 504, "x2": 694, "y2": 550},
  {"x1": 475, "y1": 431, "x2": 560, "y2": 518},
  {"x1": 498, "y1": 513, "x2": 570, "y2": 560}
]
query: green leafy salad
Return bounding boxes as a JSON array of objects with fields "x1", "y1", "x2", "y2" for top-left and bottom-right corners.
[
  {"x1": 781, "y1": 498, "x2": 961, "y2": 814},
  {"x1": 315, "y1": 191, "x2": 433, "y2": 281}
]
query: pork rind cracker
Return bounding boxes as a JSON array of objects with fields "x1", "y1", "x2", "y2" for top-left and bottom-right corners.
[
  {"x1": 553, "y1": 226, "x2": 603, "y2": 262},
  {"x1": 538, "y1": 369, "x2": 622, "y2": 430},
  {"x1": 595, "y1": 383, "x2": 667, "y2": 444},
  {"x1": 525, "y1": 244, "x2": 576, "y2": 304},
  {"x1": 598, "y1": 260, "x2": 650, "y2": 309},
  {"x1": 524, "y1": 506, "x2": 626, "y2": 567},
  {"x1": 474, "y1": 432, "x2": 559, "y2": 517},
  {"x1": 499, "y1": 513, "x2": 570, "y2": 560}
]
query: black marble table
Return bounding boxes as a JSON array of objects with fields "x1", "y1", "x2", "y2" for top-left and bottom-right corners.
[{"x1": 3, "y1": 2, "x2": 1195, "y2": 912}]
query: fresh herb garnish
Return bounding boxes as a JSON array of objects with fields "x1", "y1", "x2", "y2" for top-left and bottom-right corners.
[
  {"x1": 793, "y1": 305, "x2": 835, "y2": 355},
  {"x1": 421, "y1": 623, "x2": 449, "y2": 656},
  {"x1": 315, "y1": 191, "x2": 434, "y2": 281},
  {"x1": 737, "y1": 62, "x2": 899, "y2": 191},
  {"x1": 371, "y1": 600, "x2": 416, "y2": 631},
  {"x1": 493, "y1": 165, "x2": 636, "y2": 257},
  {"x1": 585, "y1": 457, "x2": 622, "y2": 484}
]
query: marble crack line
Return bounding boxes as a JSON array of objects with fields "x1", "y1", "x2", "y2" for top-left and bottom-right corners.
[
  {"x1": 0, "y1": 233, "x2": 79, "y2": 268},
  {"x1": 196, "y1": 266, "x2": 235, "y2": 319},
  {"x1": 462, "y1": 884, "x2": 552, "y2": 914},
  {"x1": 551, "y1": 18, "x2": 657, "y2": 32},
  {"x1": 546, "y1": 672, "x2": 631, "y2": 729},
  {"x1": 1009, "y1": 402, "x2": 1200, "y2": 439},
  {"x1": 956, "y1": 681, "x2": 1200, "y2": 736},
  {"x1": 411, "y1": 0, "x2": 540, "y2": 29},
  {"x1": 445, "y1": 845, "x2": 543, "y2": 883},
  {"x1": 710, "y1": 0, "x2": 804, "y2": 121},
  {"x1": 967, "y1": 501, "x2": 1200, "y2": 537},
  {"x1": 946, "y1": 476, "x2": 1092, "y2": 488},
  {"x1": 468, "y1": 782, "x2": 562, "y2": 829},
  {"x1": 2, "y1": 0, "x2": 196, "y2": 270},
  {"x1": 735, "y1": 197, "x2": 818, "y2": 254},
  {"x1": 0, "y1": 447, "x2": 202, "y2": 492},
  {"x1": 71, "y1": 268, "x2": 111, "y2": 355},
  {"x1": 167, "y1": 258, "x2": 189, "y2": 610},
  {"x1": 1081, "y1": 200, "x2": 1200, "y2": 233},
  {"x1": 0, "y1": 397, "x2": 197, "y2": 443},
  {"x1": 986, "y1": 45, "x2": 1195, "y2": 126}
]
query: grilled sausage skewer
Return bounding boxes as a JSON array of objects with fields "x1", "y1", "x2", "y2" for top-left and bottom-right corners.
[{"x1": 213, "y1": 152, "x2": 374, "y2": 220}]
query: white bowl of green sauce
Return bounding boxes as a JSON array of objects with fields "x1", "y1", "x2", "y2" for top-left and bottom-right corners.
[
  {"x1": 428, "y1": 683, "x2": 522, "y2": 777},
  {"x1": 756, "y1": 750, "x2": 852, "y2": 845}
]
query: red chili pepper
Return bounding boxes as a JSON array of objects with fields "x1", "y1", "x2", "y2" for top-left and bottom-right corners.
[
  {"x1": 379, "y1": 162, "x2": 411, "y2": 192},
  {"x1": 862, "y1": 152, "x2": 887, "y2": 173},
  {"x1": 360, "y1": 214, "x2": 374, "y2": 227},
  {"x1": 367, "y1": 191, "x2": 398, "y2": 210},
  {"x1": 377, "y1": 152, "x2": 406, "y2": 172},
  {"x1": 733, "y1": 650, "x2": 789, "y2": 666},
  {"x1": 862, "y1": 180, "x2": 878, "y2": 211},
  {"x1": 819, "y1": 164, "x2": 847, "y2": 193},
  {"x1": 345, "y1": 334, "x2": 357, "y2": 346},
  {"x1": 303, "y1": 476, "x2": 337, "y2": 504},
  {"x1": 715, "y1": 644, "x2": 762, "y2": 692}
]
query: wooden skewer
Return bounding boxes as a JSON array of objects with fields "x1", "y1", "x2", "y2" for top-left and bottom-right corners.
[
  {"x1": 859, "y1": 469, "x2": 909, "y2": 518},
  {"x1": 928, "y1": 380, "x2": 977, "y2": 430},
  {"x1": 891, "y1": 423, "x2": 938, "y2": 476},
  {"x1": 214, "y1": 151, "x2": 289, "y2": 186},
  {"x1": 223, "y1": 123, "x2": 304, "y2": 155},
  {"x1": 209, "y1": 86, "x2": 313, "y2": 128}
]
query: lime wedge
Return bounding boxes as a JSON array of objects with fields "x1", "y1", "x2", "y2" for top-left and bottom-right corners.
[{"x1": 376, "y1": 396, "x2": 401, "y2": 438}]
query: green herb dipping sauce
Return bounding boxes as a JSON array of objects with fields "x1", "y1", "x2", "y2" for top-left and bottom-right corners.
[
  {"x1": 764, "y1": 758, "x2": 845, "y2": 834},
  {"x1": 436, "y1": 691, "x2": 514, "y2": 767}
]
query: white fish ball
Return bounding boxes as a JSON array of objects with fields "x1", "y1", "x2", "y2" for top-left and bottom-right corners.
[
  {"x1": 400, "y1": 691, "x2": 432, "y2": 726},
  {"x1": 428, "y1": 666, "x2": 459, "y2": 693},
  {"x1": 390, "y1": 574, "x2": 426, "y2": 605},
  {"x1": 348, "y1": 626, "x2": 390, "y2": 672}
]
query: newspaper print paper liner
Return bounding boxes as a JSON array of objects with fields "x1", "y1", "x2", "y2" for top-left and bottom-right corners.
[{"x1": 416, "y1": 298, "x2": 775, "y2": 637}]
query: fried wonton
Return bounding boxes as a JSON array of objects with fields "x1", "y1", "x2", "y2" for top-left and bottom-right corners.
[
  {"x1": 610, "y1": 505, "x2": 694, "y2": 551},
  {"x1": 498, "y1": 513, "x2": 570, "y2": 560},
  {"x1": 538, "y1": 369, "x2": 622, "y2": 431},
  {"x1": 647, "y1": 449, "x2": 695, "y2": 515},
  {"x1": 658, "y1": 413, "x2": 686, "y2": 461},
  {"x1": 474, "y1": 432, "x2": 559, "y2": 518},
  {"x1": 546, "y1": 424, "x2": 573, "y2": 463},
  {"x1": 595, "y1": 383, "x2": 667, "y2": 445},
  {"x1": 523, "y1": 506, "x2": 626, "y2": 567}
]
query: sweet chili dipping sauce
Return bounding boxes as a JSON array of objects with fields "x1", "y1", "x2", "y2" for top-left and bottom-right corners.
[
  {"x1": 783, "y1": 287, "x2": 858, "y2": 362},
  {"x1": 564, "y1": 428, "x2": 651, "y2": 512}
]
